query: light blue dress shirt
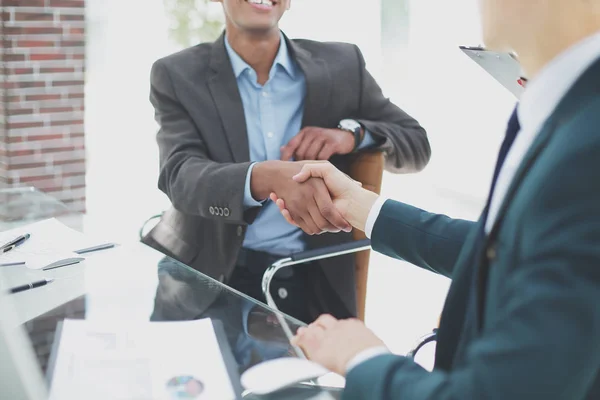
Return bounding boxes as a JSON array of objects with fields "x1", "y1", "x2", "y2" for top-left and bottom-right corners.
[{"x1": 224, "y1": 33, "x2": 375, "y2": 255}]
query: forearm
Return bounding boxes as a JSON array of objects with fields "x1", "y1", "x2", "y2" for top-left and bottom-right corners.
[
  {"x1": 249, "y1": 160, "x2": 284, "y2": 200},
  {"x1": 343, "y1": 186, "x2": 474, "y2": 277},
  {"x1": 369, "y1": 200, "x2": 474, "y2": 278},
  {"x1": 158, "y1": 155, "x2": 254, "y2": 224}
]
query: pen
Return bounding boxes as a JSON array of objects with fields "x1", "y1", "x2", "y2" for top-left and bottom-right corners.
[
  {"x1": 9, "y1": 278, "x2": 54, "y2": 294},
  {"x1": 1, "y1": 233, "x2": 31, "y2": 254},
  {"x1": 74, "y1": 243, "x2": 116, "y2": 255}
]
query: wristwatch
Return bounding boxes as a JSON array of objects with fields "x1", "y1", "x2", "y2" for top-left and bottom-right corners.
[{"x1": 338, "y1": 119, "x2": 363, "y2": 150}]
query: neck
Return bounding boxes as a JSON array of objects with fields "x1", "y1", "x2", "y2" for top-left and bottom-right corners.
[
  {"x1": 226, "y1": 25, "x2": 281, "y2": 81},
  {"x1": 515, "y1": 12, "x2": 600, "y2": 79}
]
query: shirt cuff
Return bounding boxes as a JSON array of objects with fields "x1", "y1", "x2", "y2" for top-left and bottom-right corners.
[
  {"x1": 345, "y1": 346, "x2": 390, "y2": 374},
  {"x1": 365, "y1": 196, "x2": 388, "y2": 239},
  {"x1": 356, "y1": 129, "x2": 376, "y2": 150},
  {"x1": 243, "y1": 163, "x2": 266, "y2": 209}
]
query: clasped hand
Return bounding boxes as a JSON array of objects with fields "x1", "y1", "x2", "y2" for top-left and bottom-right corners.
[{"x1": 270, "y1": 162, "x2": 362, "y2": 235}]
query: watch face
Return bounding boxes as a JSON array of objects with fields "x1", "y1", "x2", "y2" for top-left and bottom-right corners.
[{"x1": 339, "y1": 119, "x2": 361, "y2": 131}]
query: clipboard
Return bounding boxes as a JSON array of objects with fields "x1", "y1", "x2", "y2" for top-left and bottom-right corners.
[{"x1": 460, "y1": 45, "x2": 526, "y2": 98}]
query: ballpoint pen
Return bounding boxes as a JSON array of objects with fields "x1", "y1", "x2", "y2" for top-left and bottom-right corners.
[
  {"x1": 9, "y1": 278, "x2": 54, "y2": 294},
  {"x1": 0, "y1": 233, "x2": 31, "y2": 254}
]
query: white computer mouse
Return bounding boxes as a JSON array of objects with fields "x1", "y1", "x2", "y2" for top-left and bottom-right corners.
[{"x1": 240, "y1": 357, "x2": 330, "y2": 395}]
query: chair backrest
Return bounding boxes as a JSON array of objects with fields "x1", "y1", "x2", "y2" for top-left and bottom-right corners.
[{"x1": 348, "y1": 151, "x2": 385, "y2": 321}]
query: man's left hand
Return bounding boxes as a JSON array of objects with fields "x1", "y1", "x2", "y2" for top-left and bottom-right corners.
[
  {"x1": 291, "y1": 314, "x2": 386, "y2": 376},
  {"x1": 281, "y1": 127, "x2": 356, "y2": 161}
]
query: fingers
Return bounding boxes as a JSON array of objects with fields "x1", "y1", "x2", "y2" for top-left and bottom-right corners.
[
  {"x1": 281, "y1": 209, "x2": 297, "y2": 226},
  {"x1": 314, "y1": 314, "x2": 338, "y2": 330},
  {"x1": 281, "y1": 130, "x2": 305, "y2": 161},
  {"x1": 306, "y1": 199, "x2": 338, "y2": 234},
  {"x1": 282, "y1": 128, "x2": 334, "y2": 161},
  {"x1": 312, "y1": 181, "x2": 351, "y2": 232},
  {"x1": 291, "y1": 315, "x2": 337, "y2": 347},
  {"x1": 305, "y1": 137, "x2": 327, "y2": 161},
  {"x1": 294, "y1": 131, "x2": 316, "y2": 161},
  {"x1": 316, "y1": 143, "x2": 335, "y2": 160},
  {"x1": 281, "y1": 183, "x2": 344, "y2": 234},
  {"x1": 292, "y1": 323, "x2": 326, "y2": 349},
  {"x1": 294, "y1": 212, "x2": 321, "y2": 236},
  {"x1": 292, "y1": 162, "x2": 333, "y2": 183},
  {"x1": 270, "y1": 194, "x2": 300, "y2": 227}
]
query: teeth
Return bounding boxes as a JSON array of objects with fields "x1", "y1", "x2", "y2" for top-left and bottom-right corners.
[{"x1": 247, "y1": 0, "x2": 274, "y2": 6}]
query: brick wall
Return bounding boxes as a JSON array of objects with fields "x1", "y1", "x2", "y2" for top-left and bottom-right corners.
[{"x1": 0, "y1": 0, "x2": 86, "y2": 214}]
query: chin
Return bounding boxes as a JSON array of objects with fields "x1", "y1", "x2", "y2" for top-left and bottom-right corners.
[
  {"x1": 239, "y1": 23, "x2": 279, "y2": 35},
  {"x1": 481, "y1": 29, "x2": 509, "y2": 52}
]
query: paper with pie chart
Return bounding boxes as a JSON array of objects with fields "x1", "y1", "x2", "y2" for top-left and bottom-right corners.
[{"x1": 48, "y1": 318, "x2": 236, "y2": 400}]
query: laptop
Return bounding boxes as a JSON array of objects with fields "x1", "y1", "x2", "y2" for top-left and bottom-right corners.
[
  {"x1": 0, "y1": 277, "x2": 48, "y2": 400},
  {"x1": 460, "y1": 45, "x2": 526, "y2": 98}
]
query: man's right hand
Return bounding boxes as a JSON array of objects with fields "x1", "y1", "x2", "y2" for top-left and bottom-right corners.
[
  {"x1": 250, "y1": 161, "x2": 352, "y2": 235},
  {"x1": 269, "y1": 162, "x2": 380, "y2": 233}
]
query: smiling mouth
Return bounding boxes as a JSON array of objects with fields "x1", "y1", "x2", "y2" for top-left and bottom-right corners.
[{"x1": 245, "y1": 0, "x2": 277, "y2": 8}]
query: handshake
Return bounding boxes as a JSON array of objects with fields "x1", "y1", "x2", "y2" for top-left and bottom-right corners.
[{"x1": 251, "y1": 161, "x2": 380, "y2": 235}]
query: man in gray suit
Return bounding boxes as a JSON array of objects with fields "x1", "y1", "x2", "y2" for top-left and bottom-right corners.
[{"x1": 144, "y1": 0, "x2": 430, "y2": 323}]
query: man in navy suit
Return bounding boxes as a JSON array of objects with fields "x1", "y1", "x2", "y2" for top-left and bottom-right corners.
[{"x1": 272, "y1": 0, "x2": 600, "y2": 398}]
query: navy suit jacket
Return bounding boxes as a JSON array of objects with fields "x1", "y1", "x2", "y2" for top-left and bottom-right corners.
[{"x1": 344, "y1": 58, "x2": 600, "y2": 399}]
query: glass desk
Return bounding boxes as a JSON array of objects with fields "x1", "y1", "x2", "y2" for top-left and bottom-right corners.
[{"x1": 0, "y1": 188, "x2": 343, "y2": 399}]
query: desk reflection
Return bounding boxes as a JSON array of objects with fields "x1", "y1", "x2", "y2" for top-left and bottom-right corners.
[{"x1": 150, "y1": 257, "x2": 293, "y2": 373}]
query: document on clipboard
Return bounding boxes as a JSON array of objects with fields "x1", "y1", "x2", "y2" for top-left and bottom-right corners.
[{"x1": 460, "y1": 45, "x2": 526, "y2": 98}]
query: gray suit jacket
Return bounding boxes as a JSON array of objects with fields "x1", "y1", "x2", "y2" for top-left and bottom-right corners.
[{"x1": 144, "y1": 32, "x2": 431, "y2": 317}]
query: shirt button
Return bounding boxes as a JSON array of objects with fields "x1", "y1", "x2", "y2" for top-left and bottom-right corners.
[
  {"x1": 267, "y1": 132, "x2": 274, "y2": 138},
  {"x1": 262, "y1": 91, "x2": 269, "y2": 97},
  {"x1": 237, "y1": 226, "x2": 243, "y2": 236},
  {"x1": 486, "y1": 245, "x2": 497, "y2": 261},
  {"x1": 278, "y1": 287, "x2": 288, "y2": 299}
]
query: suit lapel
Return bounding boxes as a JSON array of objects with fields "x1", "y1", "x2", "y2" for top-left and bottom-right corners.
[
  {"x1": 287, "y1": 37, "x2": 332, "y2": 127},
  {"x1": 207, "y1": 33, "x2": 250, "y2": 163},
  {"x1": 484, "y1": 122, "x2": 556, "y2": 242}
]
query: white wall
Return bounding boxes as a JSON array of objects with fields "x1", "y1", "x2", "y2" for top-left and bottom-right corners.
[
  {"x1": 281, "y1": 0, "x2": 383, "y2": 78},
  {"x1": 84, "y1": 0, "x2": 178, "y2": 242}
]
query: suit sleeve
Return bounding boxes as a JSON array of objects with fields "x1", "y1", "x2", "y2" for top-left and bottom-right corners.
[
  {"x1": 150, "y1": 60, "x2": 259, "y2": 224},
  {"x1": 344, "y1": 121, "x2": 600, "y2": 400},
  {"x1": 371, "y1": 200, "x2": 474, "y2": 278},
  {"x1": 353, "y1": 45, "x2": 431, "y2": 173}
]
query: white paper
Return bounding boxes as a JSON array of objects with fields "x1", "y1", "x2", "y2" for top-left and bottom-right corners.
[
  {"x1": 0, "y1": 218, "x2": 112, "y2": 269},
  {"x1": 48, "y1": 319, "x2": 236, "y2": 400}
]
